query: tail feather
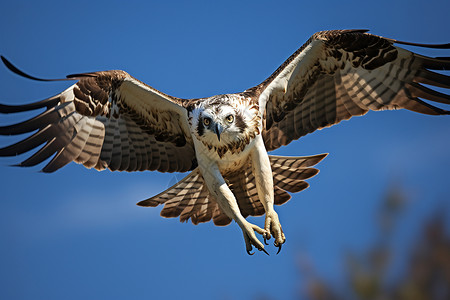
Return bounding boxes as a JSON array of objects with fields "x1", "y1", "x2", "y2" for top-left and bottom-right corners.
[{"x1": 137, "y1": 153, "x2": 327, "y2": 226}]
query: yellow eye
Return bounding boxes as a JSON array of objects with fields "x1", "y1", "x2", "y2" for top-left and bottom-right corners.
[
  {"x1": 225, "y1": 115, "x2": 234, "y2": 123},
  {"x1": 203, "y1": 117, "x2": 211, "y2": 126}
]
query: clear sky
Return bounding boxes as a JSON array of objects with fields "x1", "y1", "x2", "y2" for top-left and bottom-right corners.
[{"x1": 0, "y1": 1, "x2": 449, "y2": 299}]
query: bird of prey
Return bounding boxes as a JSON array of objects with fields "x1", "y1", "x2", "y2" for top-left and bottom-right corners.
[{"x1": 0, "y1": 29, "x2": 449, "y2": 255}]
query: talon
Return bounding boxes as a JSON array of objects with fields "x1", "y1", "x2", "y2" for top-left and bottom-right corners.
[
  {"x1": 259, "y1": 247, "x2": 270, "y2": 256},
  {"x1": 276, "y1": 243, "x2": 282, "y2": 255},
  {"x1": 263, "y1": 236, "x2": 269, "y2": 245},
  {"x1": 242, "y1": 221, "x2": 268, "y2": 256},
  {"x1": 265, "y1": 211, "x2": 285, "y2": 254}
]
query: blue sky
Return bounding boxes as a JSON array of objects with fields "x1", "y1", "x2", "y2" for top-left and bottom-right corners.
[{"x1": 0, "y1": 1, "x2": 449, "y2": 299}]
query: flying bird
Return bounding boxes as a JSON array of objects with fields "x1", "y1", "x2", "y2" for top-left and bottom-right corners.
[{"x1": 0, "y1": 30, "x2": 449, "y2": 255}]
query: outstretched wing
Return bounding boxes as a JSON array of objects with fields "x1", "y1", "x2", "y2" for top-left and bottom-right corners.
[
  {"x1": 0, "y1": 57, "x2": 196, "y2": 173},
  {"x1": 252, "y1": 30, "x2": 450, "y2": 151}
]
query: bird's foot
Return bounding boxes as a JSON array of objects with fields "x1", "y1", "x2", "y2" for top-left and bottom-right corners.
[
  {"x1": 241, "y1": 221, "x2": 269, "y2": 256},
  {"x1": 264, "y1": 210, "x2": 286, "y2": 254}
]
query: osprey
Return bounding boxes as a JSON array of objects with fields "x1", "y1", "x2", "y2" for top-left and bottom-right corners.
[{"x1": 0, "y1": 30, "x2": 449, "y2": 255}]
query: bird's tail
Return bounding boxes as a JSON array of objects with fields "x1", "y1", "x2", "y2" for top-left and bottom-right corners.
[
  {"x1": 137, "y1": 153, "x2": 327, "y2": 226},
  {"x1": 269, "y1": 153, "x2": 328, "y2": 204}
]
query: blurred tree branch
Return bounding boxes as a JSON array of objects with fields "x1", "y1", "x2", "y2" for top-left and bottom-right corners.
[{"x1": 296, "y1": 184, "x2": 450, "y2": 300}]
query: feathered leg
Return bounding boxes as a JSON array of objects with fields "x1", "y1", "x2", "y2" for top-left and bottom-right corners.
[
  {"x1": 251, "y1": 135, "x2": 286, "y2": 253},
  {"x1": 197, "y1": 150, "x2": 269, "y2": 255}
]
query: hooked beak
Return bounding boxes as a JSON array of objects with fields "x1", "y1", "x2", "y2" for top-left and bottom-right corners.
[{"x1": 214, "y1": 123, "x2": 223, "y2": 141}]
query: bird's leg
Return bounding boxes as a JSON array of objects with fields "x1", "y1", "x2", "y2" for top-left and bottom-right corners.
[
  {"x1": 213, "y1": 182, "x2": 269, "y2": 255},
  {"x1": 198, "y1": 159, "x2": 269, "y2": 255},
  {"x1": 251, "y1": 136, "x2": 286, "y2": 253}
]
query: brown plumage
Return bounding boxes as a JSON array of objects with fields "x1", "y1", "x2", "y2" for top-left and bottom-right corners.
[
  {"x1": 0, "y1": 67, "x2": 196, "y2": 173},
  {"x1": 252, "y1": 30, "x2": 449, "y2": 151},
  {"x1": 0, "y1": 29, "x2": 448, "y2": 254}
]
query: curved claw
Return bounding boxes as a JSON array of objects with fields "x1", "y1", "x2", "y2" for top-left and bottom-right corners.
[
  {"x1": 263, "y1": 236, "x2": 269, "y2": 245},
  {"x1": 247, "y1": 249, "x2": 255, "y2": 256},
  {"x1": 259, "y1": 247, "x2": 270, "y2": 256},
  {"x1": 275, "y1": 243, "x2": 282, "y2": 255}
]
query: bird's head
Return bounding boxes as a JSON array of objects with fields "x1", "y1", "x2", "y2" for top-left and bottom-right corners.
[{"x1": 189, "y1": 94, "x2": 261, "y2": 148}]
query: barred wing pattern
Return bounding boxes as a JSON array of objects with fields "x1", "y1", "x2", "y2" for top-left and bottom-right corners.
[
  {"x1": 138, "y1": 169, "x2": 231, "y2": 226},
  {"x1": 0, "y1": 60, "x2": 196, "y2": 173},
  {"x1": 255, "y1": 30, "x2": 450, "y2": 151},
  {"x1": 1, "y1": 30, "x2": 448, "y2": 231},
  {"x1": 137, "y1": 154, "x2": 327, "y2": 226}
]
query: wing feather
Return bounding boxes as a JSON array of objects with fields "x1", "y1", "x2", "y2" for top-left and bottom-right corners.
[
  {"x1": 253, "y1": 30, "x2": 450, "y2": 151},
  {"x1": 42, "y1": 116, "x2": 92, "y2": 172},
  {"x1": 0, "y1": 58, "x2": 196, "y2": 173},
  {"x1": 76, "y1": 119, "x2": 105, "y2": 167}
]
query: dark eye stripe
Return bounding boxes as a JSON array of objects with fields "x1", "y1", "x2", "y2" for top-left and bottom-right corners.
[
  {"x1": 235, "y1": 114, "x2": 247, "y2": 133},
  {"x1": 197, "y1": 118, "x2": 205, "y2": 136}
]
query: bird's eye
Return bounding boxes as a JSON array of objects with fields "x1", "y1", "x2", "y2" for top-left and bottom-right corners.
[
  {"x1": 203, "y1": 117, "x2": 211, "y2": 126},
  {"x1": 225, "y1": 114, "x2": 234, "y2": 123}
]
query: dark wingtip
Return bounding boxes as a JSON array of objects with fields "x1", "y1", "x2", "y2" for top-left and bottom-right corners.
[
  {"x1": 317, "y1": 153, "x2": 329, "y2": 161},
  {"x1": 387, "y1": 40, "x2": 450, "y2": 49},
  {"x1": 340, "y1": 29, "x2": 370, "y2": 34},
  {"x1": 1, "y1": 55, "x2": 72, "y2": 82},
  {"x1": 0, "y1": 95, "x2": 60, "y2": 114},
  {"x1": 9, "y1": 163, "x2": 24, "y2": 168},
  {"x1": 136, "y1": 199, "x2": 159, "y2": 207},
  {"x1": 66, "y1": 73, "x2": 98, "y2": 79}
]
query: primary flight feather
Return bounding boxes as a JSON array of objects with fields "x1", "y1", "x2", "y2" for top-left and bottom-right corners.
[{"x1": 1, "y1": 29, "x2": 449, "y2": 255}]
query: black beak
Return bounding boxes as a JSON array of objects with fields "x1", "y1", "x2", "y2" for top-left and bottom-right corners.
[{"x1": 214, "y1": 123, "x2": 223, "y2": 141}]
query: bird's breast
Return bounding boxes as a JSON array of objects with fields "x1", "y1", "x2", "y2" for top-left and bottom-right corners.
[{"x1": 193, "y1": 135, "x2": 256, "y2": 173}]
